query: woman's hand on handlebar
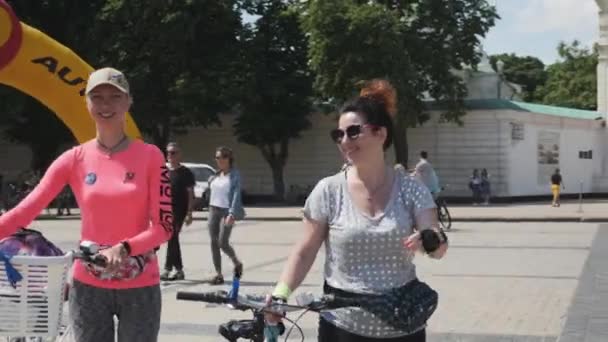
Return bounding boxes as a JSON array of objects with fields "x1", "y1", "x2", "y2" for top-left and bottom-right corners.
[
  {"x1": 264, "y1": 294, "x2": 285, "y2": 324},
  {"x1": 98, "y1": 244, "x2": 126, "y2": 271}
]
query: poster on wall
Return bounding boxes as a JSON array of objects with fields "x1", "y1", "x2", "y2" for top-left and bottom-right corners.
[{"x1": 537, "y1": 131, "x2": 560, "y2": 184}]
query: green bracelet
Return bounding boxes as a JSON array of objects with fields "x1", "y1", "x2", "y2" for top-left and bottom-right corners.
[{"x1": 272, "y1": 282, "x2": 292, "y2": 300}]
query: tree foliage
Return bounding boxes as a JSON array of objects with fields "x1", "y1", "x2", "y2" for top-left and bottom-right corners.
[
  {"x1": 535, "y1": 41, "x2": 597, "y2": 110},
  {"x1": 489, "y1": 53, "x2": 547, "y2": 102},
  {"x1": 302, "y1": 0, "x2": 499, "y2": 165},
  {"x1": 93, "y1": 0, "x2": 244, "y2": 148},
  {"x1": 235, "y1": 0, "x2": 314, "y2": 199},
  {"x1": 0, "y1": 0, "x2": 105, "y2": 170}
]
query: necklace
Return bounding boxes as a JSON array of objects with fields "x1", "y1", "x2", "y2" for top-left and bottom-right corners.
[{"x1": 96, "y1": 135, "x2": 128, "y2": 154}]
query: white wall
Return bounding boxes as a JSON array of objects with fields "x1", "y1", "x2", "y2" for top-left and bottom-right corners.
[
  {"x1": 591, "y1": 127, "x2": 608, "y2": 192},
  {"x1": 407, "y1": 110, "x2": 510, "y2": 197},
  {"x1": 1, "y1": 111, "x2": 602, "y2": 198},
  {"x1": 507, "y1": 113, "x2": 598, "y2": 196},
  {"x1": 176, "y1": 110, "x2": 514, "y2": 197},
  {"x1": 175, "y1": 113, "x2": 344, "y2": 196},
  {"x1": 593, "y1": 128, "x2": 605, "y2": 176}
]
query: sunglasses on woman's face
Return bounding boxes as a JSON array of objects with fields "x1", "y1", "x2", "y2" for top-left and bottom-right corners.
[
  {"x1": 215, "y1": 155, "x2": 227, "y2": 160},
  {"x1": 330, "y1": 124, "x2": 374, "y2": 143}
]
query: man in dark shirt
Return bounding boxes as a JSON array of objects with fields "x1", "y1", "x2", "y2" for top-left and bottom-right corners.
[
  {"x1": 161, "y1": 142, "x2": 196, "y2": 281},
  {"x1": 551, "y1": 168, "x2": 565, "y2": 207}
]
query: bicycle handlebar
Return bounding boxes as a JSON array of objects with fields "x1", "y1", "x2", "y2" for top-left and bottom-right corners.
[
  {"x1": 177, "y1": 290, "x2": 298, "y2": 312},
  {"x1": 176, "y1": 290, "x2": 231, "y2": 304},
  {"x1": 70, "y1": 250, "x2": 108, "y2": 267},
  {"x1": 176, "y1": 290, "x2": 360, "y2": 313},
  {"x1": 176, "y1": 289, "x2": 361, "y2": 342}
]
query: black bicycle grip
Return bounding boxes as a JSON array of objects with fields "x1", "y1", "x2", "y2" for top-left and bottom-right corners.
[
  {"x1": 176, "y1": 290, "x2": 230, "y2": 304},
  {"x1": 72, "y1": 251, "x2": 108, "y2": 267},
  {"x1": 321, "y1": 293, "x2": 363, "y2": 309},
  {"x1": 90, "y1": 254, "x2": 108, "y2": 267},
  {"x1": 420, "y1": 229, "x2": 441, "y2": 253}
]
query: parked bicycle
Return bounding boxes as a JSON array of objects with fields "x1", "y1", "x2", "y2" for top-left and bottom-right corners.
[{"x1": 435, "y1": 186, "x2": 452, "y2": 230}]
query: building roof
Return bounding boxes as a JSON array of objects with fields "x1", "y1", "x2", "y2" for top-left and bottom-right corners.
[{"x1": 426, "y1": 99, "x2": 603, "y2": 121}]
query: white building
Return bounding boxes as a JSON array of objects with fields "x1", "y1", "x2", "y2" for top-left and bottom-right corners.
[
  {"x1": 411, "y1": 100, "x2": 603, "y2": 198},
  {"x1": 165, "y1": 98, "x2": 602, "y2": 199},
  {"x1": 169, "y1": 50, "x2": 608, "y2": 199}
]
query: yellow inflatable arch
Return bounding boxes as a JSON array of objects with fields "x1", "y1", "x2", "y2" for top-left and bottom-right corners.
[{"x1": 0, "y1": 0, "x2": 142, "y2": 143}]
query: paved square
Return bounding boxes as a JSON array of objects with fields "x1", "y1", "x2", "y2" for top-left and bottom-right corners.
[{"x1": 25, "y1": 219, "x2": 598, "y2": 342}]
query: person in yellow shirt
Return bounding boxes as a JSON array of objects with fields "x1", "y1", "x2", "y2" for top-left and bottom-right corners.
[{"x1": 551, "y1": 169, "x2": 565, "y2": 207}]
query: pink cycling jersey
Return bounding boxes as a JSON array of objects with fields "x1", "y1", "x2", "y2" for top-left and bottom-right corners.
[{"x1": 0, "y1": 139, "x2": 173, "y2": 289}]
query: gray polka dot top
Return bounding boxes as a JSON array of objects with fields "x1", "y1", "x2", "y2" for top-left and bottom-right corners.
[{"x1": 303, "y1": 169, "x2": 436, "y2": 338}]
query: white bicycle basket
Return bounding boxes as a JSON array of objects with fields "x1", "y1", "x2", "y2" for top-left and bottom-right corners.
[{"x1": 0, "y1": 253, "x2": 71, "y2": 339}]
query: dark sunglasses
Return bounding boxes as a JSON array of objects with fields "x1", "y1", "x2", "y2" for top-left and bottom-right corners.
[
  {"x1": 167, "y1": 150, "x2": 179, "y2": 155},
  {"x1": 330, "y1": 124, "x2": 375, "y2": 143},
  {"x1": 215, "y1": 155, "x2": 228, "y2": 160}
]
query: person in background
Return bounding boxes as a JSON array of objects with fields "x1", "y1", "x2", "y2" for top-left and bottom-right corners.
[
  {"x1": 204, "y1": 146, "x2": 245, "y2": 285},
  {"x1": 551, "y1": 168, "x2": 565, "y2": 207},
  {"x1": 160, "y1": 142, "x2": 195, "y2": 281},
  {"x1": 413, "y1": 151, "x2": 441, "y2": 199},
  {"x1": 56, "y1": 185, "x2": 72, "y2": 216},
  {"x1": 480, "y1": 168, "x2": 491, "y2": 206},
  {"x1": 469, "y1": 169, "x2": 482, "y2": 205}
]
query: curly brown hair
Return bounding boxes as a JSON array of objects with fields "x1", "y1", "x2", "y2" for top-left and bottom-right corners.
[{"x1": 340, "y1": 79, "x2": 398, "y2": 150}]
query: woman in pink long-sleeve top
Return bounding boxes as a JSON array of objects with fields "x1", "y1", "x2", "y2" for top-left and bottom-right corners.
[{"x1": 0, "y1": 67, "x2": 173, "y2": 342}]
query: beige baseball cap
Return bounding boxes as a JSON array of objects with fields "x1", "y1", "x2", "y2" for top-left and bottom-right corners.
[{"x1": 85, "y1": 67, "x2": 130, "y2": 95}]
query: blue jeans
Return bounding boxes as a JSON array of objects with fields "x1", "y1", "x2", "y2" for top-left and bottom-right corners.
[{"x1": 207, "y1": 206, "x2": 240, "y2": 273}]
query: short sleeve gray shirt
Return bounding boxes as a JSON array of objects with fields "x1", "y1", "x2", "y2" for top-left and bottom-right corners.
[{"x1": 302, "y1": 169, "x2": 436, "y2": 338}]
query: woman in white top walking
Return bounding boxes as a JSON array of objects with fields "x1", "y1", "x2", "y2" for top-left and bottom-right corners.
[{"x1": 205, "y1": 146, "x2": 245, "y2": 284}]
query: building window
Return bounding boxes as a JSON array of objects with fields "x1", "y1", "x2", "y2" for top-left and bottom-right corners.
[
  {"x1": 510, "y1": 122, "x2": 524, "y2": 140},
  {"x1": 579, "y1": 150, "x2": 593, "y2": 159}
]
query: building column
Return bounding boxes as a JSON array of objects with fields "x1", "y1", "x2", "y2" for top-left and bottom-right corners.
[
  {"x1": 597, "y1": 1, "x2": 608, "y2": 114},
  {"x1": 596, "y1": 1, "x2": 608, "y2": 177}
]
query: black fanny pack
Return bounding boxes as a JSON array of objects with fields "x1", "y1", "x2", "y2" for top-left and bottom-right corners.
[{"x1": 324, "y1": 279, "x2": 438, "y2": 334}]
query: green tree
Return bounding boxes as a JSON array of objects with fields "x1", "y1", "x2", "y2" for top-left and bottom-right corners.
[
  {"x1": 94, "y1": 0, "x2": 244, "y2": 148},
  {"x1": 302, "y1": 0, "x2": 498, "y2": 166},
  {"x1": 489, "y1": 53, "x2": 547, "y2": 102},
  {"x1": 0, "y1": 89, "x2": 76, "y2": 171},
  {"x1": 534, "y1": 41, "x2": 597, "y2": 110},
  {"x1": 234, "y1": 0, "x2": 313, "y2": 200},
  {"x1": 0, "y1": 0, "x2": 105, "y2": 170}
]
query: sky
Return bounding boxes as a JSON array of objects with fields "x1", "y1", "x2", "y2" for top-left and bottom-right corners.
[
  {"x1": 243, "y1": 0, "x2": 600, "y2": 66},
  {"x1": 483, "y1": 0, "x2": 599, "y2": 65}
]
